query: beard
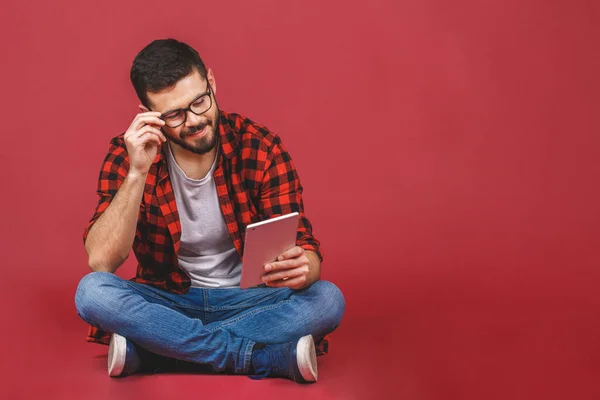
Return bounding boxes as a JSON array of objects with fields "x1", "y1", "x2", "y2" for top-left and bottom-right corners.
[{"x1": 165, "y1": 100, "x2": 221, "y2": 155}]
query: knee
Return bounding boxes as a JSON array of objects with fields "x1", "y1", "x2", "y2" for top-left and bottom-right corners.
[
  {"x1": 74, "y1": 271, "x2": 119, "y2": 322},
  {"x1": 311, "y1": 280, "x2": 346, "y2": 330}
]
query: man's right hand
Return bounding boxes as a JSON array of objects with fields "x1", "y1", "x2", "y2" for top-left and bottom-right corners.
[{"x1": 124, "y1": 112, "x2": 167, "y2": 176}]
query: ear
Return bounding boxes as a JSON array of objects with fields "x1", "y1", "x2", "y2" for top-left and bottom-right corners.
[
  {"x1": 207, "y1": 68, "x2": 216, "y2": 95},
  {"x1": 139, "y1": 104, "x2": 150, "y2": 112}
]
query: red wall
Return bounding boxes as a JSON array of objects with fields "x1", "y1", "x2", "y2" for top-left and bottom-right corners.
[{"x1": 1, "y1": 0, "x2": 599, "y2": 398}]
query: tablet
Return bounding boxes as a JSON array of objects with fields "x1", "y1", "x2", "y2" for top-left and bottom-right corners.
[{"x1": 240, "y1": 212, "x2": 300, "y2": 289}]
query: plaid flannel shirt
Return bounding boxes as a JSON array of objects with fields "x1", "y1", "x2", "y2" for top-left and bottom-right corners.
[{"x1": 82, "y1": 110, "x2": 328, "y2": 355}]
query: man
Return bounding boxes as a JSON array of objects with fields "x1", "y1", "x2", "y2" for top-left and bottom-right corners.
[{"x1": 74, "y1": 39, "x2": 345, "y2": 383}]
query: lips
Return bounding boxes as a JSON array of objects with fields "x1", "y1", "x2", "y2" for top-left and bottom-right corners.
[{"x1": 184, "y1": 125, "x2": 207, "y2": 138}]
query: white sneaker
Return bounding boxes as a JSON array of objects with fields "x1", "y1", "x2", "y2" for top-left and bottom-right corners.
[{"x1": 108, "y1": 333, "x2": 141, "y2": 377}]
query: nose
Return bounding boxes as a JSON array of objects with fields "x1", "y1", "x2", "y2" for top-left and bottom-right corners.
[{"x1": 184, "y1": 109, "x2": 203, "y2": 128}]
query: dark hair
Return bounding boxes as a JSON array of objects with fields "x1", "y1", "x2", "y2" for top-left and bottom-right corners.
[{"x1": 130, "y1": 38, "x2": 207, "y2": 107}]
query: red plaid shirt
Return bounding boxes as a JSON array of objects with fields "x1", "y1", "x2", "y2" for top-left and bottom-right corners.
[{"x1": 83, "y1": 110, "x2": 328, "y2": 355}]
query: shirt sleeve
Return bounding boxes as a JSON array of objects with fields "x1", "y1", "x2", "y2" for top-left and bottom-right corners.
[
  {"x1": 82, "y1": 136, "x2": 130, "y2": 243},
  {"x1": 258, "y1": 137, "x2": 323, "y2": 261}
]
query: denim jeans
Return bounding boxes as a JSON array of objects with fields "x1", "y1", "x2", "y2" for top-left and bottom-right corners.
[{"x1": 74, "y1": 272, "x2": 345, "y2": 374}]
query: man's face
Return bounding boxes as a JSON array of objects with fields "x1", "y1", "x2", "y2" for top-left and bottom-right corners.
[{"x1": 146, "y1": 69, "x2": 220, "y2": 155}]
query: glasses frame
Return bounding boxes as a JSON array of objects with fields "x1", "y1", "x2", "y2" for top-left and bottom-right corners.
[{"x1": 158, "y1": 82, "x2": 213, "y2": 128}]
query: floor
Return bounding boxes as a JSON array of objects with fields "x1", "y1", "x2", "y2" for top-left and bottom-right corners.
[{"x1": 5, "y1": 263, "x2": 600, "y2": 400}]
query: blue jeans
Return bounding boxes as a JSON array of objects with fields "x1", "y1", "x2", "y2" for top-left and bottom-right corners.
[{"x1": 74, "y1": 272, "x2": 345, "y2": 374}]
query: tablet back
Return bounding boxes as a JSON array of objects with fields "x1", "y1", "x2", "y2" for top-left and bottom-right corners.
[{"x1": 240, "y1": 212, "x2": 300, "y2": 289}]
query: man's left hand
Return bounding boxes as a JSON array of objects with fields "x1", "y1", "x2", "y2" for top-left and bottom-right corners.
[{"x1": 262, "y1": 246, "x2": 320, "y2": 290}]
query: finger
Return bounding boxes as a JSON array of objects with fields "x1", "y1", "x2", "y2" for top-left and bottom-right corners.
[
  {"x1": 264, "y1": 258, "x2": 304, "y2": 272},
  {"x1": 125, "y1": 115, "x2": 164, "y2": 140},
  {"x1": 133, "y1": 116, "x2": 165, "y2": 129},
  {"x1": 133, "y1": 115, "x2": 165, "y2": 131},
  {"x1": 128, "y1": 130, "x2": 162, "y2": 147},
  {"x1": 277, "y1": 246, "x2": 304, "y2": 261},
  {"x1": 133, "y1": 126, "x2": 167, "y2": 142},
  {"x1": 128, "y1": 113, "x2": 162, "y2": 132},
  {"x1": 138, "y1": 132, "x2": 162, "y2": 147},
  {"x1": 131, "y1": 111, "x2": 162, "y2": 125},
  {"x1": 142, "y1": 126, "x2": 167, "y2": 142},
  {"x1": 266, "y1": 275, "x2": 307, "y2": 289},
  {"x1": 262, "y1": 265, "x2": 308, "y2": 283},
  {"x1": 135, "y1": 111, "x2": 162, "y2": 118}
]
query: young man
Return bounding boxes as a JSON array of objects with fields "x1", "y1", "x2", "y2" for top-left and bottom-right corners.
[{"x1": 74, "y1": 39, "x2": 345, "y2": 383}]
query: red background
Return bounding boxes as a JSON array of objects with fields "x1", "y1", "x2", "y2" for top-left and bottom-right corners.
[{"x1": 1, "y1": 0, "x2": 599, "y2": 399}]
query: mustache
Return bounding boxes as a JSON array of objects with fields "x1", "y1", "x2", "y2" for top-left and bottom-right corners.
[{"x1": 181, "y1": 120, "x2": 212, "y2": 138}]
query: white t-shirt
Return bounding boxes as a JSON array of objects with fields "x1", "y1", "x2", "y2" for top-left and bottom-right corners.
[{"x1": 165, "y1": 143, "x2": 242, "y2": 288}]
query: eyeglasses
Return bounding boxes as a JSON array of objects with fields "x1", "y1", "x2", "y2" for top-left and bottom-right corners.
[{"x1": 158, "y1": 83, "x2": 213, "y2": 128}]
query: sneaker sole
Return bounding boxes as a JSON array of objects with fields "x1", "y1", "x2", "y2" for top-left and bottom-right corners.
[
  {"x1": 296, "y1": 335, "x2": 318, "y2": 382},
  {"x1": 108, "y1": 333, "x2": 126, "y2": 377}
]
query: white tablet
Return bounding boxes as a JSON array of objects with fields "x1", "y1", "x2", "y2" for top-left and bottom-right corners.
[{"x1": 240, "y1": 212, "x2": 300, "y2": 289}]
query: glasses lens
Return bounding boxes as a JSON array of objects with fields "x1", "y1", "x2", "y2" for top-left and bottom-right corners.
[
  {"x1": 190, "y1": 95, "x2": 211, "y2": 115},
  {"x1": 164, "y1": 111, "x2": 185, "y2": 128}
]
